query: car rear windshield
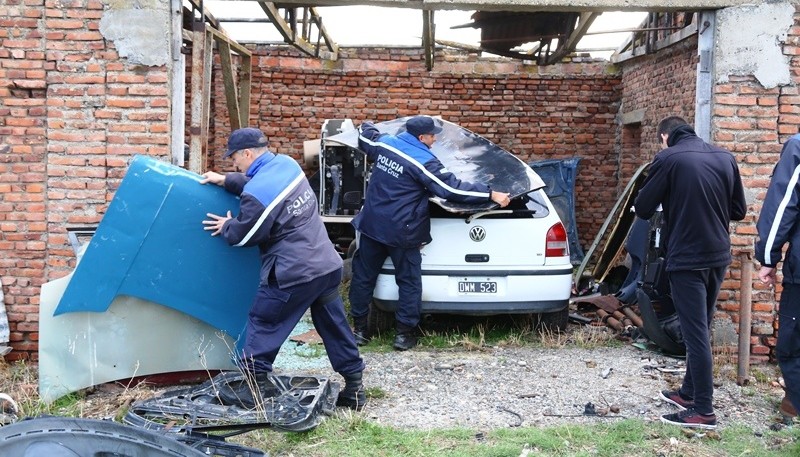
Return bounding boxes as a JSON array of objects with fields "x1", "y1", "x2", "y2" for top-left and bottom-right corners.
[{"x1": 429, "y1": 190, "x2": 550, "y2": 219}]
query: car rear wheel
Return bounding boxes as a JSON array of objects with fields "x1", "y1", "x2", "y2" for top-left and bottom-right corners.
[
  {"x1": 536, "y1": 307, "x2": 569, "y2": 333},
  {"x1": 367, "y1": 301, "x2": 394, "y2": 336}
]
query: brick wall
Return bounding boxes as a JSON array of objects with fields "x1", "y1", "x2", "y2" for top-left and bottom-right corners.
[
  {"x1": 209, "y1": 46, "x2": 622, "y2": 253},
  {"x1": 617, "y1": 36, "x2": 699, "y2": 186},
  {"x1": 0, "y1": 0, "x2": 172, "y2": 361},
  {"x1": 0, "y1": 0, "x2": 49, "y2": 357},
  {"x1": 3, "y1": 6, "x2": 795, "y2": 363},
  {"x1": 713, "y1": 9, "x2": 800, "y2": 363}
]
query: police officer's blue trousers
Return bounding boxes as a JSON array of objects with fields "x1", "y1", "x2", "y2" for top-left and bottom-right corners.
[
  {"x1": 669, "y1": 266, "x2": 727, "y2": 415},
  {"x1": 349, "y1": 233, "x2": 422, "y2": 331},
  {"x1": 778, "y1": 283, "x2": 800, "y2": 413},
  {"x1": 240, "y1": 268, "x2": 364, "y2": 376}
]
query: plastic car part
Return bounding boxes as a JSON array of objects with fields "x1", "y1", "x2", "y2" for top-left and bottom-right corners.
[
  {"x1": 0, "y1": 417, "x2": 211, "y2": 456},
  {"x1": 323, "y1": 117, "x2": 546, "y2": 214},
  {"x1": 635, "y1": 209, "x2": 686, "y2": 356},
  {"x1": 124, "y1": 371, "x2": 339, "y2": 434}
]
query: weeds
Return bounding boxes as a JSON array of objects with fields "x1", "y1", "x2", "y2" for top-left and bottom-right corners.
[
  {"x1": 537, "y1": 324, "x2": 618, "y2": 349},
  {"x1": 365, "y1": 387, "x2": 387, "y2": 400}
]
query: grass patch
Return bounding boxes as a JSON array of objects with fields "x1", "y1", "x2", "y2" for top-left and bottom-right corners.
[
  {"x1": 365, "y1": 387, "x2": 387, "y2": 400},
  {"x1": 230, "y1": 416, "x2": 800, "y2": 457}
]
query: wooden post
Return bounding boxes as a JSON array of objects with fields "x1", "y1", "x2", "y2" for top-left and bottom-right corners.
[{"x1": 737, "y1": 251, "x2": 753, "y2": 386}]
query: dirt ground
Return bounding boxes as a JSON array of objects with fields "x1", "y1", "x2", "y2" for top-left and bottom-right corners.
[{"x1": 0, "y1": 326, "x2": 792, "y2": 435}]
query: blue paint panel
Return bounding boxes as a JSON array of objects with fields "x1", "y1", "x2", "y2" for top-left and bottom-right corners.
[{"x1": 55, "y1": 156, "x2": 261, "y2": 340}]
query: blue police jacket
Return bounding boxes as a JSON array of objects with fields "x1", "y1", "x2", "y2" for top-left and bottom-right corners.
[
  {"x1": 221, "y1": 152, "x2": 342, "y2": 288},
  {"x1": 756, "y1": 133, "x2": 800, "y2": 283},
  {"x1": 353, "y1": 122, "x2": 492, "y2": 248}
]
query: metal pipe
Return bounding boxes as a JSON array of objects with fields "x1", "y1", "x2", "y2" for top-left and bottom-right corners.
[
  {"x1": 737, "y1": 252, "x2": 753, "y2": 386},
  {"x1": 611, "y1": 310, "x2": 632, "y2": 328},
  {"x1": 620, "y1": 306, "x2": 644, "y2": 328},
  {"x1": 596, "y1": 309, "x2": 623, "y2": 332}
]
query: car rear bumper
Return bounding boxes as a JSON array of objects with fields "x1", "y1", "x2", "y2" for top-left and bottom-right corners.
[
  {"x1": 372, "y1": 267, "x2": 573, "y2": 314},
  {"x1": 373, "y1": 298, "x2": 569, "y2": 315}
]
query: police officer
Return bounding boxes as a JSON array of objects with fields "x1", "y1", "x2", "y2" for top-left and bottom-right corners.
[
  {"x1": 349, "y1": 116, "x2": 510, "y2": 351},
  {"x1": 755, "y1": 132, "x2": 800, "y2": 421},
  {"x1": 201, "y1": 127, "x2": 366, "y2": 410}
]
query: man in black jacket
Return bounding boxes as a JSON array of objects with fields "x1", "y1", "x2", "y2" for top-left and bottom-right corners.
[
  {"x1": 635, "y1": 116, "x2": 747, "y2": 429},
  {"x1": 755, "y1": 132, "x2": 800, "y2": 420}
]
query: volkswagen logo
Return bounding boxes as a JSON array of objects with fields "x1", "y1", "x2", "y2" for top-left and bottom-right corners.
[{"x1": 469, "y1": 226, "x2": 486, "y2": 242}]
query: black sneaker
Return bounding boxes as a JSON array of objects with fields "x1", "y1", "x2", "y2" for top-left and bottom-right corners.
[
  {"x1": 661, "y1": 408, "x2": 717, "y2": 430},
  {"x1": 393, "y1": 332, "x2": 417, "y2": 351},
  {"x1": 660, "y1": 390, "x2": 694, "y2": 410}
]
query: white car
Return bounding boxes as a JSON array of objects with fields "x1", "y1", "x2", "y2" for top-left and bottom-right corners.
[
  {"x1": 320, "y1": 117, "x2": 574, "y2": 335},
  {"x1": 367, "y1": 189, "x2": 573, "y2": 334}
]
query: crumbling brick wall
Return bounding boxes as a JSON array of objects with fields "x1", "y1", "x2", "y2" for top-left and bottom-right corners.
[
  {"x1": 617, "y1": 37, "x2": 699, "y2": 186},
  {"x1": 712, "y1": 9, "x2": 800, "y2": 363},
  {"x1": 209, "y1": 46, "x2": 623, "y2": 262},
  {"x1": 3, "y1": 4, "x2": 797, "y2": 364},
  {"x1": 0, "y1": 0, "x2": 49, "y2": 357},
  {"x1": 0, "y1": 0, "x2": 171, "y2": 361}
]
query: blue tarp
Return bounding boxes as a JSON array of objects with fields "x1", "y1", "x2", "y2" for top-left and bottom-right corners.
[
  {"x1": 530, "y1": 157, "x2": 584, "y2": 264},
  {"x1": 54, "y1": 156, "x2": 260, "y2": 341}
]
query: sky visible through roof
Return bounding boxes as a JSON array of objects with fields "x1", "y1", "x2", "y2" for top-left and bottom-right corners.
[{"x1": 204, "y1": 2, "x2": 648, "y2": 60}]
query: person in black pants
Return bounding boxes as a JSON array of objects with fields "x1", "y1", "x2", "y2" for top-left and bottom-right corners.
[
  {"x1": 634, "y1": 116, "x2": 746, "y2": 429},
  {"x1": 349, "y1": 116, "x2": 510, "y2": 351},
  {"x1": 755, "y1": 132, "x2": 800, "y2": 420}
]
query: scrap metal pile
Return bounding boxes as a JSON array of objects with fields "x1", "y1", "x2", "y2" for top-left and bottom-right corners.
[
  {"x1": 0, "y1": 372, "x2": 341, "y2": 456},
  {"x1": 570, "y1": 164, "x2": 686, "y2": 357}
]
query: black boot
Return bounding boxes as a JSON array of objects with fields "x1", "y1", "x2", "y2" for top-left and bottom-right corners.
[
  {"x1": 353, "y1": 316, "x2": 370, "y2": 346},
  {"x1": 216, "y1": 372, "x2": 280, "y2": 408},
  {"x1": 393, "y1": 323, "x2": 418, "y2": 351},
  {"x1": 336, "y1": 371, "x2": 367, "y2": 410},
  {"x1": 393, "y1": 332, "x2": 417, "y2": 351}
]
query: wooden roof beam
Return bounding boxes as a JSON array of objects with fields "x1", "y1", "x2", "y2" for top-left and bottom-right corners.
[
  {"x1": 210, "y1": 0, "x2": 768, "y2": 13},
  {"x1": 259, "y1": 2, "x2": 339, "y2": 60},
  {"x1": 545, "y1": 11, "x2": 600, "y2": 64}
]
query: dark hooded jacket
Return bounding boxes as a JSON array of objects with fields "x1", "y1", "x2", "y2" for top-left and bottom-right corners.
[{"x1": 634, "y1": 125, "x2": 747, "y2": 271}]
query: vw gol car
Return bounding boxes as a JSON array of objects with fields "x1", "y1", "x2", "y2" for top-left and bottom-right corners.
[
  {"x1": 369, "y1": 189, "x2": 573, "y2": 334},
  {"x1": 322, "y1": 118, "x2": 573, "y2": 335}
]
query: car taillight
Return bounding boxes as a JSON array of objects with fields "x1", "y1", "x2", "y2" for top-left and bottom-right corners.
[{"x1": 545, "y1": 222, "x2": 569, "y2": 257}]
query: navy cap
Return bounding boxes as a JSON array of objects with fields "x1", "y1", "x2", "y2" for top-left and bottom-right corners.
[
  {"x1": 406, "y1": 116, "x2": 443, "y2": 137},
  {"x1": 224, "y1": 127, "x2": 269, "y2": 158}
]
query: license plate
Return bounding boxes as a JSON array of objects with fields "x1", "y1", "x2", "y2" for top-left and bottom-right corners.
[{"x1": 457, "y1": 281, "x2": 497, "y2": 294}]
